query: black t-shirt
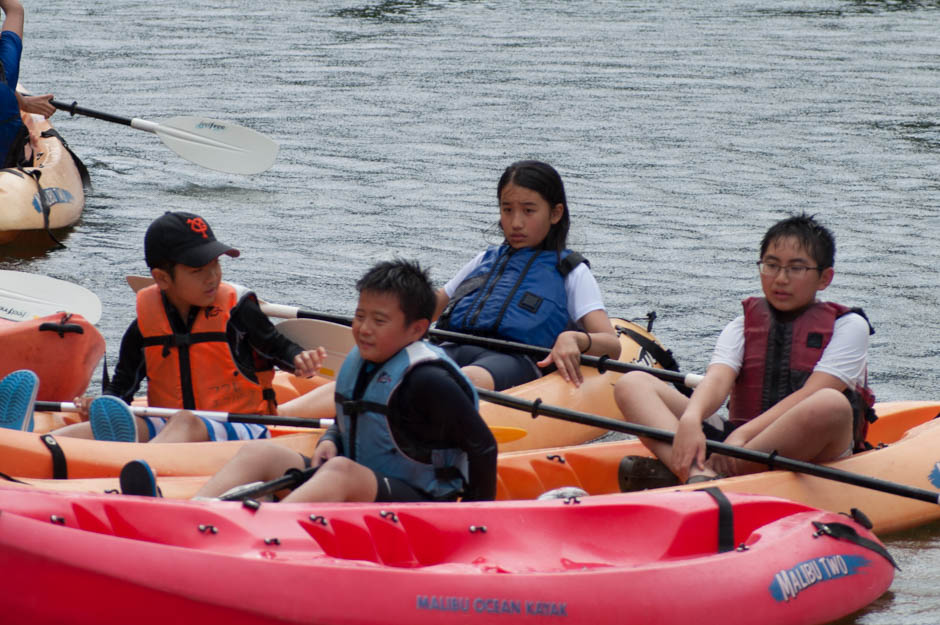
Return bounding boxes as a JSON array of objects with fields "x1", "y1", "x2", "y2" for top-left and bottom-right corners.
[{"x1": 322, "y1": 362, "x2": 498, "y2": 501}]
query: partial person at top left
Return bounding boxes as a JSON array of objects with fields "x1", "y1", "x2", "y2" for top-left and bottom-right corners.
[{"x1": 1, "y1": 0, "x2": 56, "y2": 168}]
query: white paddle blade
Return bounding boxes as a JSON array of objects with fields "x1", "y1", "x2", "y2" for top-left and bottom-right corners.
[
  {"x1": 149, "y1": 116, "x2": 279, "y2": 175},
  {"x1": 275, "y1": 318, "x2": 354, "y2": 381},
  {"x1": 0, "y1": 270, "x2": 102, "y2": 324}
]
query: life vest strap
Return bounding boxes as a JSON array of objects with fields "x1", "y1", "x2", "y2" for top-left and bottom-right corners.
[{"x1": 142, "y1": 331, "x2": 228, "y2": 356}]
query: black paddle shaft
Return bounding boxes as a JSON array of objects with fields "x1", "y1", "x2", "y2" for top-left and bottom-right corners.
[
  {"x1": 219, "y1": 466, "x2": 318, "y2": 501},
  {"x1": 477, "y1": 388, "x2": 940, "y2": 506},
  {"x1": 289, "y1": 309, "x2": 695, "y2": 388},
  {"x1": 51, "y1": 100, "x2": 133, "y2": 126}
]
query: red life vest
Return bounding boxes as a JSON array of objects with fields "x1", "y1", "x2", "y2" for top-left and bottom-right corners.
[
  {"x1": 727, "y1": 297, "x2": 876, "y2": 449},
  {"x1": 137, "y1": 283, "x2": 276, "y2": 414}
]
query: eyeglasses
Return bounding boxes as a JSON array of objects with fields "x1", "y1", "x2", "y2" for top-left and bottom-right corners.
[{"x1": 756, "y1": 261, "x2": 821, "y2": 278}]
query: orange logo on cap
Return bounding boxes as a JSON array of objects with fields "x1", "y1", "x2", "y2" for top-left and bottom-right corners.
[{"x1": 187, "y1": 217, "x2": 209, "y2": 239}]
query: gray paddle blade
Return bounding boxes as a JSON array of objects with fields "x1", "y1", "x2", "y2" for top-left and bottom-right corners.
[{"x1": 150, "y1": 116, "x2": 279, "y2": 175}]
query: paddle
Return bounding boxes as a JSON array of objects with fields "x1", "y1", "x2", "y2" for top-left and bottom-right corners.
[
  {"x1": 218, "y1": 466, "x2": 318, "y2": 502},
  {"x1": 32, "y1": 401, "x2": 527, "y2": 444},
  {"x1": 0, "y1": 270, "x2": 102, "y2": 324},
  {"x1": 477, "y1": 388, "x2": 940, "y2": 506},
  {"x1": 283, "y1": 315, "x2": 704, "y2": 389},
  {"x1": 125, "y1": 276, "x2": 704, "y2": 389},
  {"x1": 51, "y1": 100, "x2": 278, "y2": 175}
]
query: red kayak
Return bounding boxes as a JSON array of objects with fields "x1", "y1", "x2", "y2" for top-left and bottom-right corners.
[{"x1": 0, "y1": 486, "x2": 894, "y2": 625}]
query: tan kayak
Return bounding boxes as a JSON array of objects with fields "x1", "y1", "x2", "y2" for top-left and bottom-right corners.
[{"x1": 0, "y1": 95, "x2": 88, "y2": 244}]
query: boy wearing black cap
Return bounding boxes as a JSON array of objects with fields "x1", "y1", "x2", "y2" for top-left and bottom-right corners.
[{"x1": 55, "y1": 211, "x2": 325, "y2": 443}]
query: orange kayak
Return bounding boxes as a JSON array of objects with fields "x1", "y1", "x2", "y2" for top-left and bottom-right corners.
[
  {"x1": 0, "y1": 317, "x2": 675, "y2": 479},
  {"x1": 6, "y1": 401, "x2": 938, "y2": 535},
  {"x1": 490, "y1": 400, "x2": 940, "y2": 534},
  {"x1": 0, "y1": 312, "x2": 104, "y2": 402}
]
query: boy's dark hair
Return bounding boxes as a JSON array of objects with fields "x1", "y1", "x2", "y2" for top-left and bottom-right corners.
[
  {"x1": 356, "y1": 259, "x2": 435, "y2": 326},
  {"x1": 760, "y1": 213, "x2": 836, "y2": 269},
  {"x1": 149, "y1": 259, "x2": 177, "y2": 278},
  {"x1": 497, "y1": 160, "x2": 570, "y2": 253}
]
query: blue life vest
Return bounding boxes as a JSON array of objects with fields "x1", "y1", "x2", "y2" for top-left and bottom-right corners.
[
  {"x1": 334, "y1": 341, "x2": 477, "y2": 499},
  {"x1": 438, "y1": 245, "x2": 587, "y2": 348}
]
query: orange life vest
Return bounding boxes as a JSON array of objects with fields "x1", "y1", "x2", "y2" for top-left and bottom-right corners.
[{"x1": 137, "y1": 283, "x2": 276, "y2": 414}]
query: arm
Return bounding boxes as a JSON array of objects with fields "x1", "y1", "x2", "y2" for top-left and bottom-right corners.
[
  {"x1": 312, "y1": 424, "x2": 342, "y2": 466},
  {"x1": 536, "y1": 309, "x2": 620, "y2": 387},
  {"x1": 235, "y1": 294, "x2": 324, "y2": 376},
  {"x1": 535, "y1": 264, "x2": 621, "y2": 386},
  {"x1": 433, "y1": 253, "x2": 486, "y2": 322},
  {"x1": 670, "y1": 363, "x2": 736, "y2": 481},
  {"x1": 433, "y1": 288, "x2": 449, "y2": 321},
  {"x1": 396, "y1": 365, "x2": 498, "y2": 501},
  {"x1": 15, "y1": 91, "x2": 55, "y2": 117},
  {"x1": 0, "y1": 0, "x2": 24, "y2": 37}
]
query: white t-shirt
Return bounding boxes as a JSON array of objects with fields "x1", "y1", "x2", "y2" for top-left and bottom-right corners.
[
  {"x1": 709, "y1": 311, "x2": 870, "y2": 388},
  {"x1": 444, "y1": 250, "x2": 606, "y2": 323}
]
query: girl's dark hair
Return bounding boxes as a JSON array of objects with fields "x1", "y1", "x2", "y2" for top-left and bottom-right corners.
[
  {"x1": 356, "y1": 259, "x2": 435, "y2": 325},
  {"x1": 497, "y1": 160, "x2": 570, "y2": 253},
  {"x1": 760, "y1": 213, "x2": 836, "y2": 269}
]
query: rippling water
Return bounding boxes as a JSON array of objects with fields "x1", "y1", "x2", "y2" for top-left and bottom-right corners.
[{"x1": 4, "y1": 1, "x2": 940, "y2": 622}]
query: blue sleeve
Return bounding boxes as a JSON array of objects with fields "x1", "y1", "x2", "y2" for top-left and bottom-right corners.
[{"x1": 0, "y1": 31, "x2": 23, "y2": 89}]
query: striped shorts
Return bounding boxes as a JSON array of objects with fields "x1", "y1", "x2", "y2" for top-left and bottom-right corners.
[{"x1": 142, "y1": 416, "x2": 270, "y2": 441}]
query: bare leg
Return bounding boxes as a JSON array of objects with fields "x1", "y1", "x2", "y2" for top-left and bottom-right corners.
[
  {"x1": 48, "y1": 421, "x2": 96, "y2": 439},
  {"x1": 281, "y1": 456, "x2": 378, "y2": 503},
  {"x1": 149, "y1": 411, "x2": 209, "y2": 443},
  {"x1": 278, "y1": 381, "x2": 336, "y2": 419},
  {"x1": 195, "y1": 441, "x2": 306, "y2": 498},
  {"x1": 51, "y1": 417, "x2": 154, "y2": 441},
  {"x1": 613, "y1": 371, "x2": 690, "y2": 470},
  {"x1": 462, "y1": 365, "x2": 495, "y2": 390},
  {"x1": 716, "y1": 388, "x2": 853, "y2": 475}
]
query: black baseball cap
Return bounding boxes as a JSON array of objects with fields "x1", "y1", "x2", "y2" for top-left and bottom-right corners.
[{"x1": 144, "y1": 211, "x2": 240, "y2": 268}]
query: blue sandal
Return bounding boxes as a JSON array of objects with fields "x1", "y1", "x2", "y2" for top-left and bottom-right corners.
[
  {"x1": 90, "y1": 396, "x2": 138, "y2": 442},
  {"x1": 0, "y1": 370, "x2": 39, "y2": 432}
]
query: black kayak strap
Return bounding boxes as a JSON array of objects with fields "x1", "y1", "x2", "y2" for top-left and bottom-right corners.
[
  {"x1": 616, "y1": 324, "x2": 680, "y2": 372},
  {"x1": 812, "y1": 520, "x2": 899, "y2": 570},
  {"x1": 40, "y1": 434, "x2": 68, "y2": 479},
  {"x1": 698, "y1": 486, "x2": 735, "y2": 553}
]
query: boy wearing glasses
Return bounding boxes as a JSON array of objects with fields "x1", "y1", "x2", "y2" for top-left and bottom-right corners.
[{"x1": 614, "y1": 214, "x2": 875, "y2": 488}]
